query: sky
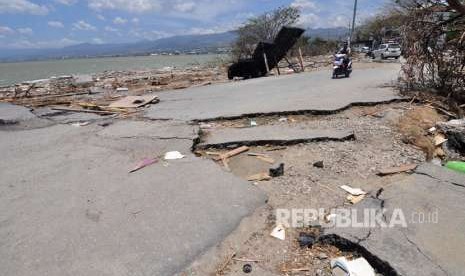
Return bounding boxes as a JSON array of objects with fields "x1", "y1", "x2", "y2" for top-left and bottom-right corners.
[{"x1": 0, "y1": 0, "x2": 387, "y2": 49}]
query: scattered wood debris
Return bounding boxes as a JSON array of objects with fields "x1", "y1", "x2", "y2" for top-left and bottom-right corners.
[
  {"x1": 347, "y1": 194, "x2": 366, "y2": 205},
  {"x1": 214, "y1": 146, "x2": 249, "y2": 161},
  {"x1": 255, "y1": 155, "x2": 275, "y2": 164},
  {"x1": 377, "y1": 164, "x2": 418, "y2": 176},
  {"x1": 109, "y1": 95, "x2": 159, "y2": 108},
  {"x1": 247, "y1": 172, "x2": 272, "y2": 182},
  {"x1": 340, "y1": 185, "x2": 366, "y2": 196}
]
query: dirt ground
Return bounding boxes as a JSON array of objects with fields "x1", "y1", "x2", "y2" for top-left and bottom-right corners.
[{"x1": 187, "y1": 101, "x2": 433, "y2": 276}]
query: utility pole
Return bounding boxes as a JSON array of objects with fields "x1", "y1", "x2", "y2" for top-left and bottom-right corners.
[{"x1": 350, "y1": 0, "x2": 358, "y2": 47}]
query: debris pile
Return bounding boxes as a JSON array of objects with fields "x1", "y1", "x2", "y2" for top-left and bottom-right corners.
[{"x1": 0, "y1": 66, "x2": 226, "y2": 109}]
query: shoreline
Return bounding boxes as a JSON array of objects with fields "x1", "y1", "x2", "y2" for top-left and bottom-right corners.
[{"x1": 0, "y1": 54, "x2": 229, "y2": 87}]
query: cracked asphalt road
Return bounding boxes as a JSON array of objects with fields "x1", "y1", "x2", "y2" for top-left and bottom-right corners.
[
  {"x1": 3, "y1": 63, "x2": 460, "y2": 276},
  {"x1": 0, "y1": 120, "x2": 265, "y2": 276},
  {"x1": 324, "y1": 163, "x2": 465, "y2": 276},
  {"x1": 144, "y1": 64, "x2": 403, "y2": 121}
]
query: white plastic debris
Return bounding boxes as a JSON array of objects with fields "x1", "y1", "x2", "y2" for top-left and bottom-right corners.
[
  {"x1": 164, "y1": 151, "x2": 185, "y2": 160},
  {"x1": 250, "y1": 120, "x2": 258, "y2": 127},
  {"x1": 270, "y1": 224, "x2": 286, "y2": 240},
  {"x1": 279, "y1": 117, "x2": 288, "y2": 122},
  {"x1": 116, "y1": 87, "x2": 129, "y2": 92},
  {"x1": 199, "y1": 123, "x2": 213, "y2": 129},
  {"x1": 331, "y1": 257, "x2": 375, "y2": 276},
  {"x1": 71, "y1": 122, "x2": 90, "y2": 127},
  {"x1": 340, "y1": 185, "x2": 367, "y2": 196}
]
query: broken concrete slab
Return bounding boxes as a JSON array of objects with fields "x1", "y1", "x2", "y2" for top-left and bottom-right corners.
[
  {"x1": 46, "y1": 112, "x2": 107, "y2": 124},
  {"x1": 197, "y1": 125, "x2": 355, "y2": 149},
  {"x1": 97, "y1": 120, "x2": 199, "y2": 142},
  {"x1": 144, "y1": 66, "x2": 403, "y2": 121},
  {"x1": 0, "y1": 121, "x2": 266, "y2": 276},
  {"x1": 0, "y1": 102, "x2": 37, "y2": 124},
  {"x1": 322, "y1": 163, "x2": 465, "y2": 275}
]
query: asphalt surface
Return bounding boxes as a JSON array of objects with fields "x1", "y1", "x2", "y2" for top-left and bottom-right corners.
[
  {"x1": 0, "y1": 64, "x2": 425, "y2": 276},
  {"x1": 0, "y1": 102, "x2": 36, "y2": 124},
  {"x1": 0, "y1": 120, "x2": 266, "y2": 276},
  {"x1": 145, "y1": 65, "x2": 403, "y2": 121},
  {"x1": 198, "y1": 125, "x2": 355, "y2": 148},
  {"x1": 324, "y1": 163, "x2": 465, "y2": 276}
]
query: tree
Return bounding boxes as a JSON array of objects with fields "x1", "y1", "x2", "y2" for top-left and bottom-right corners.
[
  {"x1": 355, "y1": 8, "x2": 405, "y2": 44},
  {"x1": 395, "y1": 0, "x2": 465, "y2": 106},
  {"x1": 231, "y1": 6, "x2": 300, "y2": 60}
]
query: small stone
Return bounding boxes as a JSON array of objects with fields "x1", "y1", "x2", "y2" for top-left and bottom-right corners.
[
  {"x1": 242, "y1": 264, "x2": 252, "y2": 273},
  {"x1": 298, "y1": 232, "x2": 316, "y2": 248},
  {"x1": 269, "y1": 163, "x2": 285, "y2": 177},
  {"x1": 313, "y1": 161, "x2": 324, "y2": 168}
]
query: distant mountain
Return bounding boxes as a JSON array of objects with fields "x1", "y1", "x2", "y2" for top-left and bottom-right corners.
[
  {"x1": 0, "y1": 28, "x2": 349, "y2": 62},
  {"x1": 0, "y1": 31, "x2": 237, "y2": 62}
]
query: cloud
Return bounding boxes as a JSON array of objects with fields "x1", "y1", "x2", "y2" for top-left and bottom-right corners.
[
  {"x1": 291, "y1": 0, "x2": 317, "y2": 10},
  {"x1": 87, "y1": 0, "x2": 246, "y2": 21},
  {"x1": 88, "y1": 0, "x2": 162, "y2": 13},
  {"x1": 113, "y1": 16, "x2": 127, "y2": 25},
  {"x1": 17, "y1": 27, "x2": 33, "y2": 35},
  {"x1": 104, "y1": 26, "x2": 118, "y2": 32},
  {"x1": 48, "y1": 21, "x2": 65, "y2": 28},
  {"x1": 0, "y1": 0, "x2": 49, "y2": 15},
  {"x1": 54, "y1": 0, "x2": 78, "y2": 5},
  {"x1": 96, "y1": 14, "x2": 105, "y2": 20},
  {"x1": 73, "y1": 20, "x2": 97, "y2": 31},
  {"x1": 132, "y1": 17, "x2": 139, "y2": 24},
  {"x1": 173, "y1": 1, "x2": 195, "y2": 13},
  {"x1": 92, "y1": 37, "x2": 104, "y2": 44},
  {"x1": 0, "y1": 26, "x2": 14, "y2": 35}
]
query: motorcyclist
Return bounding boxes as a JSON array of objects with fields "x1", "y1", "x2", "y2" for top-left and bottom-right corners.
[
  {"x1": 337, "y1": 42, "x2": 351, "y2": 68},
  {"x1": 338, "y1": 42, "x2": 350, "y2": 55}
]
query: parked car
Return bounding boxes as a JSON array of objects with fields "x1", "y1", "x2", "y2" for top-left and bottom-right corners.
[
  {"x1": 372, "y1": 43, "x2": 402, "y2": 59},
  {"x1": 361, "y1": 46, "x2": 370, "y2": 53}
]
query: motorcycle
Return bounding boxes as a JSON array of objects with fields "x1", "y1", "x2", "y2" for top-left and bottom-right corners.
[{"x1": 332, "y1": 54, "x2": 352, "y2": 79}]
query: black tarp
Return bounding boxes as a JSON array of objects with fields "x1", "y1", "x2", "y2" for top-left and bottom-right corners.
[{"x1": 228, "y1": 27, "x2": 305, "y2": 79}]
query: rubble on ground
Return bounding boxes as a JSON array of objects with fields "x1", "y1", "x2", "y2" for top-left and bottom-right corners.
[{"x1": 0, "y1": 66, "x2": 227, "y2": 110}]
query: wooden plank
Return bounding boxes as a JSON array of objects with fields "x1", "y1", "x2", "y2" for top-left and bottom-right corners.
[
  {"x1": 51, "y1": 107, "x2": 116, "y2": 115},
  {"x1": 214, "y1": 146, "x2": 250, "y2": 161},
  {"x1": 298, "y1": 47, "x2": 305, "y2": 72},
  {"x1": 247, "y1": 172, "x2": 271, "y2": 182},
  {"x1": 256, "y1": 155, "x2": 275, "y2": 164},
  {"x1": 378, "y1": 164, "x2": 418, "y2": 176}
]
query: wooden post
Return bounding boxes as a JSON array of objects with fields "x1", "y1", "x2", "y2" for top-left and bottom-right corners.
[
  {"x1": 298, "y1": 47, "x2": 305, "y2": 72},
  {"x1": 263, "y1": 53, "x2": 270, "y2": 74},
  {"x1": 274, "y1": 56, "x2": 281, "y2": 75}
]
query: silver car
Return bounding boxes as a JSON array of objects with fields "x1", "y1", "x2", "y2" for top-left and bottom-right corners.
[{"x1": 372, "y1": 43, "x2": 401, "y2": 59}]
